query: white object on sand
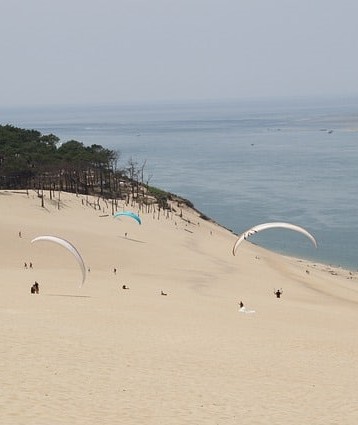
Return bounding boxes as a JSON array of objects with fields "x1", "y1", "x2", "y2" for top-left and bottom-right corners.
[{"x1": 239, "y1": 306, "x2": 256, "y2": 314}]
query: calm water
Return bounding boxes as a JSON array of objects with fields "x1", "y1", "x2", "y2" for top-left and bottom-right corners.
[{"x1": 2, "y1": 97, "x2": 358, "y2": 270}]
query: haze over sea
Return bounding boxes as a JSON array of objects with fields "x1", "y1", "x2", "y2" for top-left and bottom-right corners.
[{"x1": 2, "y1": 96, "x2": 358, "y2": 270}]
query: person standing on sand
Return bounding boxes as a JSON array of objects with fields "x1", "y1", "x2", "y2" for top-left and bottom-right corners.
[
  {"x1": 274, "y1": 289, "x2": 283, "y2": 298},
  {"x1": 34, "y1": 281, "x2": 39, "y2": 294}
]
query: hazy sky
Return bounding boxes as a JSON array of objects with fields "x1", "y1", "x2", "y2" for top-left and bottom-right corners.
[{"x1": 1, "y1": 0, "x2": 358, "y2": 107}]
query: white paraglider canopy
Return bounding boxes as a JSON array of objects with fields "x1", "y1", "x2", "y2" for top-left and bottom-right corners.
[
  {"x1": 232, "y1": 222, "x2": 317, "y2": 256},
  {"x1": 31, "y1": 235, "x2": 86, "y2": 287}
]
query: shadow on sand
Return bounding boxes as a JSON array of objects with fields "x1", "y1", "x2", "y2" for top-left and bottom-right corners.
[
  {"x1": 119, "y1": 236, "x2": 146, "y2": 244},
  {"x1": 45, "y1": 294, "x2": 92, "y2": 298}
]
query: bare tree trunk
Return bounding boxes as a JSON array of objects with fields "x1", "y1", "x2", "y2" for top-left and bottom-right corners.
[{"x1": 41, "y1": 185, "x2": 44, "y2": 208}]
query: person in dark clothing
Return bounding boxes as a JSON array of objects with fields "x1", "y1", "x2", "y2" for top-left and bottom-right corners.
[
  {"x1": 30, "y1": 281, "x2": 39, "y2": 294},
  {"x1": 274, "y1": 289, "x2": 283, "y2": 298}
]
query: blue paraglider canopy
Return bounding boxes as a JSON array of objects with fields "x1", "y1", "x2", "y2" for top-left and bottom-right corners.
[{"x1": 113, "y1": 211, "x2": 142, "y2": 225}]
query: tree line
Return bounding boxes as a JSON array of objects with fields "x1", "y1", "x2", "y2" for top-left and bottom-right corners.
[{"x1": 0, "y1": 124, "x2": 171, "y2": 209}]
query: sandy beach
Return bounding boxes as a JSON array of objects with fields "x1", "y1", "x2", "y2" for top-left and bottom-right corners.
[{"x1": 1, "y1": 189, "x2": 358, "y2": 425}]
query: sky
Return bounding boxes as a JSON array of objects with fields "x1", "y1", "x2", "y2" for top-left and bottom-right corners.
[{"x1": 1, "y1": 0, "x2": 358, "y2": 107}]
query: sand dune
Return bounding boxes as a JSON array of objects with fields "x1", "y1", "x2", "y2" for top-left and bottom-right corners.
[{"x1": 1, "y1": 189, "x2": 358, "y2": 424}]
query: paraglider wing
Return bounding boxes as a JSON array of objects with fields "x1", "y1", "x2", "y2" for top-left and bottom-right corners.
[
  {"x1": 31, "y1": 236, "x2": 86, "y2": 287},
  {"x1": 232, "y1": 222, "x2": 317, "y2": 256},
  {"x1": 113, "y1": 211, "x2": 142, "y2": 225}
]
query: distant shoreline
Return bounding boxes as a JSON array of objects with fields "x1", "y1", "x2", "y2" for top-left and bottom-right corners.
[{"x1": 3, "y1": 188, "x2": 357, "y2": 278}]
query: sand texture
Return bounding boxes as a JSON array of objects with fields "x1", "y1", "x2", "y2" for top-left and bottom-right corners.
[{"x1": 1, "y1": 190, "x2": 358, "y2": 424}]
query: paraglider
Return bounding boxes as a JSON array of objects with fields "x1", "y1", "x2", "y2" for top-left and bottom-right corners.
[
  {"x1": 232, "y1": 222, "x2": 317, "y2": 256},
  {"x1": 31, "y1": 236, "x2": 86, "y2": 287},
  {"x1": 113, "y1": 211, "x2": 141, "y2": 225}
]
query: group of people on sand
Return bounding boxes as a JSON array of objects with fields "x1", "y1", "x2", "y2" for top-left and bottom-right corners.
[{"x1": 30, "y1": 281, "x2": 39, "y2": 294}]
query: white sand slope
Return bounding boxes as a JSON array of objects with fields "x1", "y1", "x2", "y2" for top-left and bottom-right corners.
[{"x1": 1, "y1": 190, "x2": 358, "y2": 424}]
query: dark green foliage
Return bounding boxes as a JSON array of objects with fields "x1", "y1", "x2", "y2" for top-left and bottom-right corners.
[
  {"x1": 0, "y1": 125, "x2": 58, "y2": 170},
  {"x1": 147, "y1": 185, "x2": 171, "y2": 199},
  {"x1": 0, "y1": 124, "x2": 117, "y2": 192},
  {"x1": 0, "y1": 124, "x2": 199, "y2": 215},
  {"x1": 147, "y1": 185, "x2": 172, "y2": 208}
]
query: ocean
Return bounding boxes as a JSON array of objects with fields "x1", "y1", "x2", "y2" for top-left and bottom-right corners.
[{"x1": 1, "y1": 96, "x2": 358, "y2": 270}]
